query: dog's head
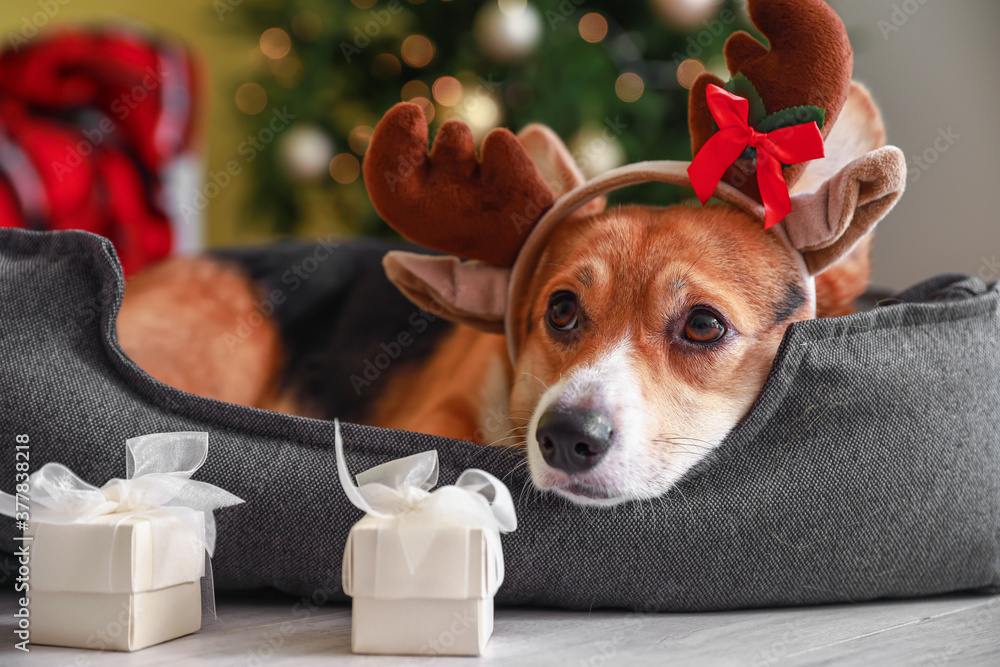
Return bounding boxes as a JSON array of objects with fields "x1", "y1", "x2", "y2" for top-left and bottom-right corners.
[
  {"x1": 364, "y1": 0, "x2": 906, "y2": 505},
  {"x1": 508, "y1": 203, "x2": 808, "y2": 504}
]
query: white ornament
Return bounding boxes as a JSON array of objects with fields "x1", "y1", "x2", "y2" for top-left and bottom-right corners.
[
  {"x1": 570, "y1": 125, "x2": 626, "y2": 179},
  {"x1": 279, "y1": 125, "x2": 335, "y2": 182},
  {"x1": 474, "y1": 1, "x2": 543, "y2": 63}
]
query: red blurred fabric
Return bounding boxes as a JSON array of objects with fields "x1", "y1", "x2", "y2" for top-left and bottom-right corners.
[{"x1": 0, "y1": 27, "x2": 198, "y2": 274}]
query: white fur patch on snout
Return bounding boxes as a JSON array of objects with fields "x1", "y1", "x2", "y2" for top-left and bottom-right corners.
[{"x1": 526, "y1": 340, "x2": 649, "y2": 505}]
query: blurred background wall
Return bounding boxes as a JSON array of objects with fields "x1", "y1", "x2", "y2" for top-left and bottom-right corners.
[
  {"x1": 0, "y1": 0, "x2": 996, "y2": 290},
  {"x1": 832, "y1": 0, "x2": 1000, "y2": 288}
]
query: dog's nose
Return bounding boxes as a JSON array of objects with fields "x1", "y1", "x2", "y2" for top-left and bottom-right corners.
[{"x1": 536, "y1": 407, "x2": 614, "y2": 474}]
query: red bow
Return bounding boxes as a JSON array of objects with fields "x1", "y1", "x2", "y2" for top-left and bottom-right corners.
[{"x1": 688, "y1": 84, "x2": 826, "y2": 229}]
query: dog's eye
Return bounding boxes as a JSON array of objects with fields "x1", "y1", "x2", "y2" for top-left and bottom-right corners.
[
  {"x1": 547, "y1": 291, "x2": 579, "y2": 332},
  {"x1": 684, "y1": 309, "x2": 726, "y2": 343}
]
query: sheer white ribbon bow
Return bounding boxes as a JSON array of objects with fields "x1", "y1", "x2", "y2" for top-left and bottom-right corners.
[
  {"x1": 1, "y1": 432, "x2": 242, "y2": 554},
  {"x1": 0, "y1": 432, "x2": 243, "y2": 616},
  {"x1": 335, "y1": 420, "x2": 517, "y2": 587}
]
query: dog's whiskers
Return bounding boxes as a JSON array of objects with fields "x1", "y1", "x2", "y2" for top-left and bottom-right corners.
[
  {"x1": 500, "y1": 459, "x2": 530, "y2": 483},
  {"x1": 521, "y1": 371, "x2": 549, "y2": 391},
  {"x1": 655, "y1": 433, "x2": 718, "y2": 447},
  {"x1": 494, "y1": 417, "x2": 531, "y2": 429},
  {"x1": 484, "y1": 424, "x2": 530, "y2": 448},
  {"x1": 519, "y1": 372, "x2": 550, "y2": 391},
  {"x1": 485, "y1": 435, "x2": 526, "y2": 448}
]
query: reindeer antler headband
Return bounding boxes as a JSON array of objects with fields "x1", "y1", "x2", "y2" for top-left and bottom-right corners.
[{"x1": 363, "y1": 0, "x2": 907, "y2": 363}]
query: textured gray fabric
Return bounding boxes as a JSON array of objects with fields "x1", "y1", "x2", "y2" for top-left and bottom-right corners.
[{"x1": 1, "y1": 228, "x2": 998, "y2": 612}]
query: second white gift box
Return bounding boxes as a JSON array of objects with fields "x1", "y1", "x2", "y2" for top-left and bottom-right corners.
[{"x1": 336, "y1": 421, "x2": 517, "y2": 657}]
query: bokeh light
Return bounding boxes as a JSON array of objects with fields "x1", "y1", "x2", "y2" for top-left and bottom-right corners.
[
  {"x1": 348, "y1": 125, "x2": 374, "y2": 155},
  {"x1": 330, "y1": 153, "x2": 361, "y2": 184},
  {"x1": 401, "y1": 35, "x2": 435, "y2": 68},
  {"x1": 410, "y1": 96, "x2": 436, "y2": 122},
  {"x1": 474, "y1": 3, "x2": 542, "y2": 63},
  {"x1": 615, "y1": 73, "x2": 644, "y2": 103},
  {"x1": 579, "y1": 13, "x2": 609, "y2": 43},
  {"x1": 401, "y1": 79, "x2": 431, "y2": 101},
  {"x1": 280, "y1": 125, "x2": 334, "y2": 181},
  {"x1": 235, "y1": 82, "x2": 268, "y2": 114},
  {"x1": 677, "y1": 58, "x2": 706, "y2": 89},
  {"x1": 459, "y1": 93, "x2": 501, "y2": 136},
  {"x1": 260, "y1": 28, "x2": 291, "y2": 60},
  {"x1": 570, "y1": 124, "x2": 626, "y2": 178},
  {"x1": 498, "y1": 0, "x2": 527, "y2": 15},
  {"x1": 652, "y1": 0, "x2": 722, "y2": 30},
  {"x1": 432, "y1": 76, "x2": 463, "y2": 106}
]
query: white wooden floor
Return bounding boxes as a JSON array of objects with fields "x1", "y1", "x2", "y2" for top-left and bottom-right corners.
[{"x1": 1, "y1": 590, "x2": 997, "y2": 666}]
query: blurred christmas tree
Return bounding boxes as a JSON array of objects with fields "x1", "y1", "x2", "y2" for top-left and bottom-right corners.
[{"x1": 227, "y1": 0, "x2": 754, "y2": 238}]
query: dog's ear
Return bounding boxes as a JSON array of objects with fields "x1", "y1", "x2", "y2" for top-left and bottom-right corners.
[
  {"x1": 782, "y1": 82, "x2": 905, "y2": 275},
  {"x1": 382, "y1": 251, "x2": 510, "y2": 333},
  {"x1": 517, "y1": 124, "x2": 606, "y2": 217}
]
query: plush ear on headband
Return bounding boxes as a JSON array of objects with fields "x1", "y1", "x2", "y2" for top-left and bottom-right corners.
[
  {"x1": 382, "y1": 252, "x2": 510, "y2": 333},
  {"x1": 784, "y1": 146, "x2": 905, "y2": 276},
  {"x1": 517, "y1": 123, "x2": 606, "y2": 216},
  {"x1": 781, "y1": 82, "x2": 906, "y2": 276}
]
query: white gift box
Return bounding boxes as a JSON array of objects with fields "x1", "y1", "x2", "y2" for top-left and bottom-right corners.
[
  {"x1": 336, "y1": 422, "x2": 517, "y2": 657},
  {"x1": 1, "y1": 432, "x2": 244, "y2": 652},
  {"x1": 343, "y1": 503, "x2": 502, "y2": 655},
  {"x1": 27, "y1": 509, "x2": 206, "y2": 651}
]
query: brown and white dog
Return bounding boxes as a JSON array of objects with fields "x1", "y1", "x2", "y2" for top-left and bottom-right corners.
[{"x1": 118, "y1": 0, "x2": 906, "y2": 506}]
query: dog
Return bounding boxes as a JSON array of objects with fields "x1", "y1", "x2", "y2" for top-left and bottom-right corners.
[{"x1": 117, "y1": 0, "x2": 906, "y2": 506}]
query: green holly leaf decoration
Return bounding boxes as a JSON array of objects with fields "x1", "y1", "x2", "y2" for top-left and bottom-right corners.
[
  {"x1": 725, "y1": 73, "x2": 768, "y2": 128},
  {"x1": 756, "y1": 105, "x2": 827, "y2": 134},
  {"x1": 713, "y1": 74, "x2": 827, "y2": 169}
]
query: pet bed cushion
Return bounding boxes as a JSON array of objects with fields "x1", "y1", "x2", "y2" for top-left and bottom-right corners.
[{"x1": 1, "y1": 228, "x2": 998, "y2": 612}]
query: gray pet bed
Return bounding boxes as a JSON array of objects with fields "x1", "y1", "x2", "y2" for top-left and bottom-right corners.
[{"x1": 1, "y1": 228, "x2": 998, "y2": 612}]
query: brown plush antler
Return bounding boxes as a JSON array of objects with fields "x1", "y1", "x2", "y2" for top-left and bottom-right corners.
[
  {"x1": 688, "y1": 0, "x2": 854, "y2": 201},
  {"x1": 363, "y1": 103, "x2": 556, "y2": 267}
]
